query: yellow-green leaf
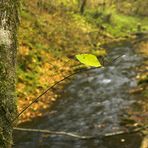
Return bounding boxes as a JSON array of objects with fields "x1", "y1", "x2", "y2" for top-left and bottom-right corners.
[{"x1": 75, "y1": 54, "x2": 102, "y2": 67}]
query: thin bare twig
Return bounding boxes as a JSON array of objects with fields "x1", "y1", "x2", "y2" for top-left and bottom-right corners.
[
  {"x1": 12, "y1": 55, "x2": 122, "y2": 123},
  {"x1": 12, "y1": 67, "x2": 98, "y2": 123}
]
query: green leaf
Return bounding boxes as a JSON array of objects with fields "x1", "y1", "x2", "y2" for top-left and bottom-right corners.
[{"x1": 75, "y1": 54, "x2": 102, "y2": 67}]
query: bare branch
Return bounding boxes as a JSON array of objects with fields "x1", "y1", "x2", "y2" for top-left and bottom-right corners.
[
  {"x1": 14, "y1": 127, "x2": 96, "y2": 140},
  {"x1": 14, "y1": 125, "x2": 148, "y2": 140}
]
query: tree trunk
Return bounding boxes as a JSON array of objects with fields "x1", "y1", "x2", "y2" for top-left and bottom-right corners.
[
  {"x1": 80, "y1": 0, "x2": 87, "y2": 14},
  {"x1": 0, "y1": 0, "x2": 19, "y2": 147}
]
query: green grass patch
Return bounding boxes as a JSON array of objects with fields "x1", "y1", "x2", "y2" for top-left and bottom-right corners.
[{"x1": 85, "y1": 8, "x2": 148, "y2": 37}]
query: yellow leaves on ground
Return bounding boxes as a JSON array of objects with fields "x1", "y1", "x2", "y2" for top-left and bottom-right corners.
[
  {"x1": 19, "y1": 46, "x2": 29, "y2": 56},
  {"x1": 17, "y1": 46, "x2": 73, "y2": 123}
]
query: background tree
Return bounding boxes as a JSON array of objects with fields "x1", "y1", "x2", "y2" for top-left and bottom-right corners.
[
  {"x1": 0, "y1": 0, "x2": 19, "y2": 147},
  {"x1": 79, "y1": 0, "x2": 87, "y2": 14}
]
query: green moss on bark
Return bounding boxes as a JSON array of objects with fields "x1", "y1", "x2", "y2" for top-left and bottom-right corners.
[{"x1": 0, "y1": 0, "x2": 19, "y2": 147}]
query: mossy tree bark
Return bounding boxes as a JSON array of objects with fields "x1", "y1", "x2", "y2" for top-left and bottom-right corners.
[{"x1": 0, "y1": 0, "x2": 19, "y2": 147}]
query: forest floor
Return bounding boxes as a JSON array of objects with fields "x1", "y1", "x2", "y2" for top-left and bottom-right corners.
[{"x1": 16, "y1": 1, "x2": 148, "y2": 124}]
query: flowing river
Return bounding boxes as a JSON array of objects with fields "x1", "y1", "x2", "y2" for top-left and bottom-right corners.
[{"x1": 13, "y1": 41, "x2": 144, "y2": 148}]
